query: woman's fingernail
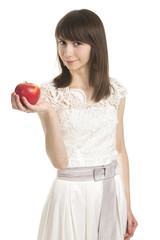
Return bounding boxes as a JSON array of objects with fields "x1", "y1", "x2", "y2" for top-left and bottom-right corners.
[
  {"x1": 12, "y1": 92, "x2": 15, "y2": 96},
  {"x1": 129, "y1": 229, "x2": 132, "y2": 234}
]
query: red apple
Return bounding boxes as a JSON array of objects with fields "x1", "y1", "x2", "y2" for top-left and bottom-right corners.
[{"x1": 15, "y1": 81, "x2": 40, "y2": 105}]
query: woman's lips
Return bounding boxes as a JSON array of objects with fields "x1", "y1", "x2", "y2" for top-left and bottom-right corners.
[{"x1": 66, "y1": 60, "x2": 77, "y2": 64}]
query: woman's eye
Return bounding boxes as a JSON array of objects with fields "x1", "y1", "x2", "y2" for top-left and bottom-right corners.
[
  {"x1": 74, "y1": 42, "x2": 82, "y2": 46},
  {"x1": 59, "y1": 40, "x2": 66, "y2": 45}
]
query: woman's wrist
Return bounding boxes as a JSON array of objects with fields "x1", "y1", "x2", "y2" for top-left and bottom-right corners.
[
  {"x1": 127, "y1": 205, "x2": 131, "y2": 211},
  {"x1": 124, "y1": 189, "x2": 131, "y2": 211}
]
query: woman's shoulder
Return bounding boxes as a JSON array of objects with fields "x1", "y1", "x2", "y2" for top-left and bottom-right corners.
[
  {"x1": 39, "y1": 81, "x2": 59, "y2": 99},
  {"x1": 39, "y1": 81, "x2": 69, "y2": 110},
  {"x1": 108, "y1": 78, "x2": 128, "y2": 109},
  {"x1": 39, "y1": 81, "x2": 57, "y2": 92},
  {"x1": 110, "y1": 77, "x2": 128, "y2": 99}
]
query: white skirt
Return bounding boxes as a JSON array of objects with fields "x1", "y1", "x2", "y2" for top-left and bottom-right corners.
[{"x1": 37, "y1": 174, "x2": 127, "y2": 240}]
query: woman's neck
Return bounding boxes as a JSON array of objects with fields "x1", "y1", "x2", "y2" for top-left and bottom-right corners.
[{"x1": 69, "y1": 68, "x2": 90, "y2": 90}]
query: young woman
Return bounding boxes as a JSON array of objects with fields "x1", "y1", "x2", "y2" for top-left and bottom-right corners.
[{"x1": 11, "y1": 9, "x2": 138, "y2": 240}]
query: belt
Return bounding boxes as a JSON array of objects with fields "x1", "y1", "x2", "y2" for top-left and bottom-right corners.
[{"x1": 57, "y1": 159, "x2": 121, "y2": 240}]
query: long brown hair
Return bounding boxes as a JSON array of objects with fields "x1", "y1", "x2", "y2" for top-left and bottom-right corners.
[{"x1": 53, "y1": 9, "x2": 114, "y2": 102}]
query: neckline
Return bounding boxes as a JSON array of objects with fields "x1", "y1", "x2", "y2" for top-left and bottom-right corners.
[{"x1": 66, "y1": 86, "x2": 101, "y2": 107}]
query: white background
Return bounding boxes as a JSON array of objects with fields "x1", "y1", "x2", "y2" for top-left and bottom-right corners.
[{"x1": 0, "y1": 0, "x2": 160, "y2": 239}]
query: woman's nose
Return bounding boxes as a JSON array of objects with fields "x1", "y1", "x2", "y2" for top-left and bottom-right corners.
[{"x1": 64, "y1": 44, "x2": 74, "y2": 57}]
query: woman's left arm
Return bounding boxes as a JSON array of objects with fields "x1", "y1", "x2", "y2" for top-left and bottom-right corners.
[{"x1": 115, "y1": 97, "x2": 138, "y2": 239}]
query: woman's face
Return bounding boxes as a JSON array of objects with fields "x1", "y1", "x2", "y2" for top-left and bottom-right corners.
[{"x1": 57, "y1": 39, "x2": 91, "y2": 72}]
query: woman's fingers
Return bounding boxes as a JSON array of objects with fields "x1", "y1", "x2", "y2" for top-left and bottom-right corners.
[
  {"x1": 124, "y1": 233, "x2": 132, "y2": 239},
  {"x1": 11, "y1": 92, "x2": 53, "y2": 114},
  {"x1": 11, "y1": 92, "x2": 19, "y2": 110},
  {"x1": 21, "y1": 97, "x2": 35, "y2": 112},
  {"x1": 15, "y1": 94, "x2": 29, "y2": 111},
  {"x1": 124, "y1": 219, "x2": 138, "y2": 239},
  {"x1": 124, "y1": 233, "x2": 129, "y2": 238},
  {"x1": 129, "y1": 216, "x2": 138, "y2": 237},
  {"x1": 11, "y1": 92, "x2": 30, "y2": 112},
  {"x1": 127, "y1": 217, "x2": 133, "y2": 236}
]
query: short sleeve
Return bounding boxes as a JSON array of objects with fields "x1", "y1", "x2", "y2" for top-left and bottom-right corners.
[
  {"x1": 39, "y1": 81, "x2": 59, "y2": 111},
  {"x1": 110, "y1": 78, "x2": 128, "y2": 110}
]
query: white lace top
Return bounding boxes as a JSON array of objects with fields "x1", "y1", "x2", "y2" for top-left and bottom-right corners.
[{"x1": 39, "y1": 78, "x2": 128, "y2": 171}]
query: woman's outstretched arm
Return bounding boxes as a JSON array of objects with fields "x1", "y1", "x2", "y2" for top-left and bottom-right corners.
[
  {"x1": 38, "y1": 109, "x2": 68, "y2": 170},
  {"x1": 11, "y1": 91, "x2": 68, "y2": 170}
]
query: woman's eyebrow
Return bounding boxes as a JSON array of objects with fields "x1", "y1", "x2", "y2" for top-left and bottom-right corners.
[{"x1": 57, "y1": 36, "x2": 65, "y2": 40}]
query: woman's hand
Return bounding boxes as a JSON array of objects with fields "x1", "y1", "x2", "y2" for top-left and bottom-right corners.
[
  {"x1": 11, "y1": 92, "x2": 54, "y2": 114},
  {"x1": 124, "y1": 208, "x2": 138, "y2": 240}
]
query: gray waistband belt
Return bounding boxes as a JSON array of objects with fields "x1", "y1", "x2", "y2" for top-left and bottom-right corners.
[{"x1": 57, "y1": 159, "x2": 120, "y2": 240}]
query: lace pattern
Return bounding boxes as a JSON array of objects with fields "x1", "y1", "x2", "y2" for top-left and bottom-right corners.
[
  {"x1": 39, "y1": 78, "x2": 128, "y2": 168},
  {"x1": 39, "y1": 78, "x2": 127, "y2": 111}
]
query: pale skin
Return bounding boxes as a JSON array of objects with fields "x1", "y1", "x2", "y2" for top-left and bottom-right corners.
[
  {"x1": 11, "y1": 39, "x2": 138, "y2": 239},
  {"x1": 116, "y1": 97, "x2": 138, "y2": 239}
]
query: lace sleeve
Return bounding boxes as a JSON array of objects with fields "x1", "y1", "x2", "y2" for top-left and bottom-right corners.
[
  {"x1": 39, "y1": 81, "x2": 59, "y2": 111},
  {"x1": 110, "y1": 78, "x2": 128, "y2": 110}
]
